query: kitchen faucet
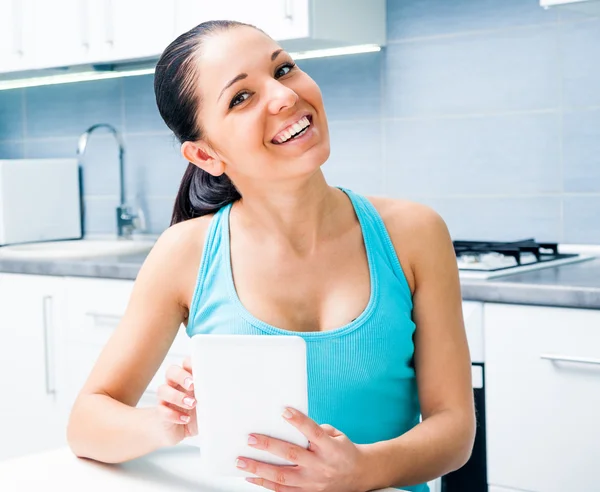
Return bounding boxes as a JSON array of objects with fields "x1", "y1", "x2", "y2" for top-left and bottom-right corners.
[{"x1": 77, "y1": 123, "x2": 144, "y2": 238}]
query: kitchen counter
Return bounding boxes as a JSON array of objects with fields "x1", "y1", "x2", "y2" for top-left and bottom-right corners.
[
  {"x1": 0, "y1": 444, "x2": 401, "y2": 492},
  {"x1": 1, "y1": 250, "x2": 600, "y2": 310}
]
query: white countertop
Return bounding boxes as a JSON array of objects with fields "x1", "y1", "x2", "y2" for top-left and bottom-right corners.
[{"x1": 0, "y1": 444, "x2": 401, "y2": 492}]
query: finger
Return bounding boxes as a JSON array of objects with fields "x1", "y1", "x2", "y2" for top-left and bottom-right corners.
[
  {"x1": 245, "y1": 477, "x2": 296, "y2": 491},
  {"x1": 157, "y1": 401, "x2": 192, "y2": 424},
  {"x1": 157, "y1": 383, "x2": 196, "y2": 410},
  {"x1": 282, "y1": 408, "x2": 332, "y2": 451},
  {"x1": 248, "y1": 434, "x2": 314, "y2": 467},
  {"x1": 236, "y1": 458, "x2": 301, "y2": 487},
  {"x1": 320, "y1": 424, "x2": 343, "y2": 437},
  {"x1": 165, "y1": 363, "x2": 194, "y2": 391}
]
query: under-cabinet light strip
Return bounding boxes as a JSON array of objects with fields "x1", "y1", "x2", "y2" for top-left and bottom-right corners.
[{"x1": 0, "y1": 44, "x2": 381, "y2": 91}]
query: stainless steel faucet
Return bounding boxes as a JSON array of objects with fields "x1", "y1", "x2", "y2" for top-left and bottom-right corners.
[{"x1": 77, "y1": 123, "x2": 144, "y2": 238}]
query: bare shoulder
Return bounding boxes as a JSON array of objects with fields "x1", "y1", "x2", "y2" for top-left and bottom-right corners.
[
  {"x1": 365, "y1": 196, "x2": 453, "y2": 289},
  {"x1": 137, "y1": 213, "x2": 215, "y2": 310},
  {"x1": 150, "y1": 213, "x2": 215, "y2": 258},
  {"x1": 367, "y1": 196, "x2": 449, "y2": 240}
]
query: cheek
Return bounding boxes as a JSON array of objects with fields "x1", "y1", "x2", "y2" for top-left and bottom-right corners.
[
  {"x1": 297, "y1": 73, "x2": 325, "y2": 111},
  {"x1": 222, "y1": 114, "x2": 266, "y2": 159}
]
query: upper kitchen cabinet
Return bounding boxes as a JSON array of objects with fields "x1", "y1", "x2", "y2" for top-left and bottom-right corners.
[
  {"x1": 0, "y1": 0, "x2": 385, "y2": 75},
  {"x1": 0, "y1": 0, "x2": 95, "y2": 74},
  {"x1": 97, "y1": 0, "x2": 177, "y2": 63},
  {"x1": 175, "y1": 0, "x2": 386, "y2": 53},
  {"x1": 0, "y1": 1, "x2": 27, "y2": 73},
  {"x1": 21, "y1": 0, "x2": 91, "y2": 71}
]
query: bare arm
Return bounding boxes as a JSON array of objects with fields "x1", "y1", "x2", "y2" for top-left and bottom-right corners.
[
  {"x1": 66, "y1": 219, "x2": 207, "y2": 463},
  {"x1": 360, "y1": 200, "x2": 475, "y2": 490}
]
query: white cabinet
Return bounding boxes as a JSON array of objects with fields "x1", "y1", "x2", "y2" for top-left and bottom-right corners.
[
  {"x1": 0, "y1": 1, "x2": 27, "y2": 73},
  {"x1": 175, "y1": 0, "x2": 310, "y2": 42},
  {"x1": 101, "y1": 0, "x2": 177, "y2": 62},
  {"x1": 61, "y1": 277, "x2": 191, "y2": 410},
  {"x1": 484, "y1": 303, "x2": 600, "y2": 492},
  {"x1": 0, "y1": 274, "x2": 67, "y2": 461},
  {"x1": 1, "y1": 0, "x2": 385, "y2": 75},
  {"x1": 175, "y1": 0, "x2": 385, "y2": 53},
  {"x1": 21, "y1": 0, "x2": 90, "y2": 70}
]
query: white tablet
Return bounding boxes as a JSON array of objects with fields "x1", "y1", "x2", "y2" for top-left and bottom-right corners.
[{"x1": 191, "y1": 334, "x2": 309, "y2": 478}]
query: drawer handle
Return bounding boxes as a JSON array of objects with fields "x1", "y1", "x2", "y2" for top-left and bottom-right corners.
[
  {"x1": 42, "y1": 296, "x2": 56, "y2": 396},
  {"x1": 540, "y1": 354, "x2": 600, "y2": 367}
]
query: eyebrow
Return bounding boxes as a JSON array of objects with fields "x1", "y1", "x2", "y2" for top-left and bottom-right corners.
[{"x1": 218, "y1": 49, "x2": 286, "y2": 101}]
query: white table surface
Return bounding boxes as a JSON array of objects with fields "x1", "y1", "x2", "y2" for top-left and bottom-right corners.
[{"x1": 0, "y1": 444, "x2": 402, "y2": 492}]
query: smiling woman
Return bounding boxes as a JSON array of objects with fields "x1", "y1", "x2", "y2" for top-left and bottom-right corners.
[{"x1": 66, "y1": 19, "x2": 475, "y2": 492}]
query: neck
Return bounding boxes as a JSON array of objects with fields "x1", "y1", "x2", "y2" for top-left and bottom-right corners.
[{"x1": 231, "y1": 171, "x2": 345, "y2": 254}]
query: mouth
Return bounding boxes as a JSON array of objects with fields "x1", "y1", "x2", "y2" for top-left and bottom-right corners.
[{"x1": 271, "y1": 115, "x2": 313, "y2": 145}]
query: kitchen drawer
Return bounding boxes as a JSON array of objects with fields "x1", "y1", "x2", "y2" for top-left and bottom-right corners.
[
  {"x1": 64, "y1": 277, "x2": 190, "y2": 356},
  {"x1": 484, "y1": 303, "x2": 600, "y2": 492}
]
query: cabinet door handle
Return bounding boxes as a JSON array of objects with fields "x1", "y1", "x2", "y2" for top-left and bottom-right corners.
[
  {"x1": 12, "y1": 0, "x2": 24, "y2": 56},
  {"x1": 540, "y1": 354, "x2": 600, "y2": 367},
  {"x1": 104, "y1": 0, "x2": 114, "y2": 46},
  {"x1": 284, "y1": 0, "x2": 294, "y2": 21},
  {"x1": 42, "y1": 296, "x2": 56, "y2": 396}
]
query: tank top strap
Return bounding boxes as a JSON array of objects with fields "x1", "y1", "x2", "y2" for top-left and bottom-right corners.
[
  {"x1": 187, "y1": 202, "x2": 233, "y2": 325},
  {"x1": 339, "y1": 187, "x2": 412, "y2": 300}
]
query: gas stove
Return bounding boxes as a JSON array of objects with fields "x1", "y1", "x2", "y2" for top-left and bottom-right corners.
[{"x1": 454, "y1": 239, "x2": 595, "y2": 279}]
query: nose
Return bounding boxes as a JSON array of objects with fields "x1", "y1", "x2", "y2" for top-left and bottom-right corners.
[{"x1": 266, "y1": 79, "x2": 298, "y2": 114}]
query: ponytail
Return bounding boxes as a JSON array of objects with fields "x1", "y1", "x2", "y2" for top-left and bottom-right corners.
[{"x1": 170, "y1": 163, "x2": 241, "y2": 225}]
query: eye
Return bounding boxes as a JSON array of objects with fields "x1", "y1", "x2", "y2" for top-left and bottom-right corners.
[
  {"x1": 275, "y1": 62, "x2": 295, "y2": 79},
  {"x1": 229, "y1": 91, "x2": 251, "y2": 109}
]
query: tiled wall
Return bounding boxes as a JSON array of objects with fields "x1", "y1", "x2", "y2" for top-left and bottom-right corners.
[{"x1": 1, "y1": 0, "x2": 599, "y2": 243}]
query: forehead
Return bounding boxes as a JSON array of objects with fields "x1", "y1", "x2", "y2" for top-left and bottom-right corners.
[{"x1": 197, "y1": 26, "x2": 282, "y2": 99}]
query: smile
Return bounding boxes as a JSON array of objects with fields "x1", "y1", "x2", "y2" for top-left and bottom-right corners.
[{"x1": 272, "y1": 116, "x2": 312, "y2": 144}]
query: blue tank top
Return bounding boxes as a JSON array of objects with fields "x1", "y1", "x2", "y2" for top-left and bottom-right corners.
[{"x1": 187, "y1": 188, "x2": 428, "y2": 492}]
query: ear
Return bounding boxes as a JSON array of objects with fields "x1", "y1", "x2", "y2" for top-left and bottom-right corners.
[{"x1": 181, "y1": 141, "x2": 225, "y2": 177}]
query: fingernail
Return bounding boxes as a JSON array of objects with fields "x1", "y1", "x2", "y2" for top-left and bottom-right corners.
[
  {"x1": 282, "y1": 408, "x2": 293, "y2": 419},
  {"x1": 183, "y1": 397, "x2": 195, "y2": 407},
  {"x1": 248, "y1": 435, "x2": 258, "y2": 445},
  {"x1": 180, "y1": 415, "x2": 190, "y2": 423},
  {"x1": 184, "y1": 378, "x2": 194, "y2": 390},
  {"x1": 236, "y1": 459, "x2": 247, "y2": 468}
]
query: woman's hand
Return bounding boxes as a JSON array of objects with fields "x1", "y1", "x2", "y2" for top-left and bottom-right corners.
[
  {"x1": 155, "y1": 356, "x2": 198, "y2": 446},
  {"x1": 236, "y1": 408, "x2": 371, "y2": 492}
]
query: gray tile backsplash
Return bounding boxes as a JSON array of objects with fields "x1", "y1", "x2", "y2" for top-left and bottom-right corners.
[
  {"x1": 324, "y1": 120, "x2": 383, "y2": 196},
  {"x1": 386, "y1": 0, "x2": 558, "y2": 41},
  {"x1": 0, "y1": 140, "x2": 24, "y2": 159},
  {"x1": 385, "y1": 112, "x2": 562, "y2": 196},
  {"x1": 563, "y1": 109, "x2": 600, "y2": 193},
  {"x1": 560, "y1": 18, "x2": 600, "y2": 108},
  {"x1": 123, "y1": 75, "x2": 170, "y2": 134},
  {"x1": 25, "y1": 79, "x2": 122, "y2": 139},
  {"x1": 563, "y1": 196, "x2": 600, "y2": 244},
  {"x1": 0, "y1": 89, "x2": 24, "y2": 141},
  {"x1": 0, "y1": 0, "x2": 598, "y2": 243},
  {"x1": 384, "y1": 26, "x2": 559, "y2": 118}
]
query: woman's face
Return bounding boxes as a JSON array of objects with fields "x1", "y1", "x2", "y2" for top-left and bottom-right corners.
[{"x1": 192, "y1": 26, "x2": 330, "y2": 186}]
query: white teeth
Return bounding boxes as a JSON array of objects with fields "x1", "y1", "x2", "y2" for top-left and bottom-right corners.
[{"x1": 274, "y1": 116, "x2": 311, "y2": 144}]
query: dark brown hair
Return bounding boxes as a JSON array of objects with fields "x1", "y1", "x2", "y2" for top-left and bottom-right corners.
[{"x1": 154, "y1": 20, "x2": 251, "y2": 225}]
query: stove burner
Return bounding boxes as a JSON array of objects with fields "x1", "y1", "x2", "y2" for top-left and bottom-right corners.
[{"x1": 453, "y1": 238, "x2": 578, "y2": 272}]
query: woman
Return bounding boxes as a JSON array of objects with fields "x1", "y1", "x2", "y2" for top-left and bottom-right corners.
[{"x1": 67, "y1": 20, "x2": 475, "y2": 492}]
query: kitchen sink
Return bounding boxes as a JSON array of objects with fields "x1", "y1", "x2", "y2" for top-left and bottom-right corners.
[{"x1": 0, "y1": 238, "x2": 156, "y2": 260}]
